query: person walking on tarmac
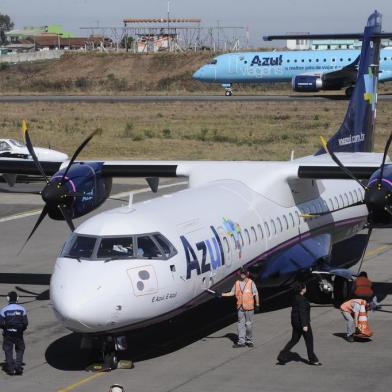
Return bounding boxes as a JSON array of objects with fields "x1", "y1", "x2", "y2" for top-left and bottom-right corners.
[
  {"x1": 221, "y1": 267, "x2": 260, "y2": 348},
  {"x1": 277, "y1": 283, "x2": 321, "y2": 366},
  {"x1": 0, "y1": 291, "x2": 28, "y2": 376}
]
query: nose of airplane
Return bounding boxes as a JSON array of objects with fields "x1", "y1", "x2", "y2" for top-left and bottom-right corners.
[{"x1": 192, "y1": 66, "x2": 205, "y2": 81}]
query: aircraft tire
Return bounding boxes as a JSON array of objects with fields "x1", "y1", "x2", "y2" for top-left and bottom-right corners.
[
  {"x1": 333, "y1": 276, "x2": 351, "y2": 307},
  {"x1": 305, "y1": 278, "x2": 333, "y2": 304},
  {"x1": 345, "y1": 86, "x2": 354, "y2": 98}
]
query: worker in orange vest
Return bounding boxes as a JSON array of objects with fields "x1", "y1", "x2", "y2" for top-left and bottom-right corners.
[
  {"x1": 352, "y1": 271, "x2": 374, "y2": 301},
  {"x1": 340, "y1": 298, "x2": 373, "y2": 342},
  {"x1": 221, "y1": 267, "x2": 260, "y2": 348}
]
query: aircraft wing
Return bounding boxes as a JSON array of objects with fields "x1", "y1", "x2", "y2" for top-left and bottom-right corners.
[{"x1": 295, "y1": 152, "x2": 385, "y2": 180}]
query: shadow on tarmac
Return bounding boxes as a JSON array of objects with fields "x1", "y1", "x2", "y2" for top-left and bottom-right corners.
[{"x1": 45, "y1": 288, "x2": 294, "y2": 371}]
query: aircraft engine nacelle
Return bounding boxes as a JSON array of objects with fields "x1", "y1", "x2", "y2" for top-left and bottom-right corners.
[
  {"x1": 364, "y1": 164, "x2": 392, "y2": 226},
  {"x1": 292, "y1": 75, "x2": 323, "y2": 92},
  {"x1": 42, "y1": 162, "x2": 112, "y2": 221}
]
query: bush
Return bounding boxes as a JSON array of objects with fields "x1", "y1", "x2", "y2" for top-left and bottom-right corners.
[{"x1": 162, "y1": 128, "x2": 171, "y2": 138}]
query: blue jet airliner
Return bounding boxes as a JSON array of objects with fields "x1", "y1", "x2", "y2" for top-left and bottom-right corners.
[{"x1": 193, "y1": 47, "x2": 392, "y2": 96}]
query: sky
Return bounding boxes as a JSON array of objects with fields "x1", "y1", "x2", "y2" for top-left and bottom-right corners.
[{"x1": 1, "y1": 0, "x2": 392, "y2": 46}]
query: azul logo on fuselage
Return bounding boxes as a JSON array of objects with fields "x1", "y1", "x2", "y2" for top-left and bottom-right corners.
[
  {"x1": 181, "y1": 226, "x2": 225, "y2": 280},
  {"x1": 251, "y1": 55, "x2": 283, "y2": 67}
]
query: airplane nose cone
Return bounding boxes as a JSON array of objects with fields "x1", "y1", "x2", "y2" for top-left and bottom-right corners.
[{"x1": 193, "y1": 67, "x2": 204, "y2": 80}]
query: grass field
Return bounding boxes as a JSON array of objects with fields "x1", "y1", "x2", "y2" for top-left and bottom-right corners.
[{"x1": 1, "y1": 100, "x2": 391, "y2": 161}]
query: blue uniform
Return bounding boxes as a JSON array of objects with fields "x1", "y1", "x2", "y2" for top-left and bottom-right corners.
[{"x1": 0, "y1": 303, "x2": 28, "y2": 373}]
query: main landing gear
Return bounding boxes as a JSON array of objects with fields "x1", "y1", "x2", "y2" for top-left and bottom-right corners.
[
  {"x1": 345, "y1": 86, "x2": 354, "y2": 98},
  {"x1": 222, "y1": 84, "x2": 233, "y2": 96},
  {"x1": 82, "y1": 335, "x2": 133, "y2": 372},
  {"x1": 306, "y1": 274, "x2": 352, "y2": 306}
]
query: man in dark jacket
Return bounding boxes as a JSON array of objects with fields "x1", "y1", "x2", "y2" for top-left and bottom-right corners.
[
  {"x1": 0, "y1": 291, "x2": 28, "y2": 375},
  {"x1": 277, "y1": 283, "x2": 321, "y2": 366}
]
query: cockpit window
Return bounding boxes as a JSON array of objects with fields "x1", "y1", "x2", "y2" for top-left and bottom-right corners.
[
  {"x1": 8, "y1": 139, "x2": 25, "y2": 147},
  {"x1": 0, "y1": 141, "x2": 11, "y2": 151},
  {"x1": 97, "y1": 237, "x2": 134, "y2": 259},
  {"x1": 209, "y1": 59, "x2": 218, "y2": 65},
  {"x1": 61, "y1": 234, "x2": 97, "y2": 259},
  {"x1": 60, "y1": 232, "x2": 177, "y2": 261},
  {"x1": 136, "y1": 236, "x2": 162, "y2": 259}
]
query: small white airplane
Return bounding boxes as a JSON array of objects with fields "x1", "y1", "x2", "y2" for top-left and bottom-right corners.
[
  {"x1": 0, "y1": 138, "x2": 68, "y2": 186},
  {"x1": 1, "y1": 11, "x2": 391, "y2": 369}
]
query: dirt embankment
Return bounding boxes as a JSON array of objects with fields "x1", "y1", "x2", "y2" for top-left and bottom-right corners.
[{"x1": 0, "y1": 52, "x2": 287, "y2": 95}]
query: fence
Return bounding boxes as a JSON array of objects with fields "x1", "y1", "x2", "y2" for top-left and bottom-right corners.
[{"x1": 0, "y1": 50, "x2": 64, "y2": 64}]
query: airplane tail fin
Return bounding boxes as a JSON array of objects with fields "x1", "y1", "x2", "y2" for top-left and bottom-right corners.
[{"x1": 316, "y1": 11, "x2": 382, "y2": 155}]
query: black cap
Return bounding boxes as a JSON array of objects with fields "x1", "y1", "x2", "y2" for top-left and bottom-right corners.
[
  {"x1": 239, "y1": 267, "x2": 248, "y2": 275},
  {"x1": 7, "y1": 291, "x2": 18, "y2": 303}
]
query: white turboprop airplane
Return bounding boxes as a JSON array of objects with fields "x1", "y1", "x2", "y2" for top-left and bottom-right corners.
[
  {"x1": 1, "y1": 11, "x2": 391, "y2": 368},
  {"x1": 0, "y1": 138, "x2": 68, "y2": 186}
]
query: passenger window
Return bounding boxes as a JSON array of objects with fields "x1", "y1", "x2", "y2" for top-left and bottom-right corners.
[
  {"x1": 257, "y1": 224, "x2": 263, "y2": 239},
  {"x1": 244, "y1": 229, "x2": 251, "y2": 244},
  {"x1": 223, "y1": 237, "x2": 230, "y2": 252},
  {"x1": 239, "y1": 232, "x2": 244, "y2": 246},
  {"x1": 334, "y1": 196, "x2": 339, "y2": 209},
  {"x1": 289, "y1": 213, "x2": 295, "y2": 227},
  {"x1": 251, "y1": 226, "x2": 257, "y2": 242},
  {"x1": 283, "y1": 215, "x2": 289, "y2": 230},
  {"x1": 339, "y1": 194, "x2": 344, "y2": 207},
  {"x1": 271, "y1": 219, "x2": 277, "y2": 235},
  {"x1": 295, "y1": 211, "x2": 300, "y2": 224},
  {"x1": 276, "y1": 218, "x2": 283, "y2": 232},
  {"x1": 97, "y1": 237, "x2": 134, "y2": 259},
  {"x1": 136, "y1": 236, "x2": 162, "y2": 259},
  {"x1": 264, "y1": 222, "x2": 271, "y2": 238}
]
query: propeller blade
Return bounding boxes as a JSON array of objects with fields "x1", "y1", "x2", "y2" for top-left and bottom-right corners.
[
  {"x1": 22, "y1": 120, "x2": 49, "y2": 184},
  {"x1": 18, "y1": 205, "x2": 48, "y2": 255},
  {"x1": 320, "y1": 136, "x2": 367, "y2": 190},
  {"x1": 60, "y1": 128, "x2": 100, "y2": 184},
  {"x1": 379, "y1": 132, "x2": 392, "y2": 182},
  {"x1": 356, "y1": 227, "x2": 373, "y2": 275},
  {"x1": 301, "y1": 201, "x2": 365, "y2": 218},
  {"x1": 58, "y1": 205, "x2": 75, "y2": 231}
]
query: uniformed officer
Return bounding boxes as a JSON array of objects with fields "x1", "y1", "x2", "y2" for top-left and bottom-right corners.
[
  {"x1": 0, "y1": 291, "x2": 28, "y2": 375},
  {"x1": 221, "y1": 267, "x2": 260, "y2": 348}
]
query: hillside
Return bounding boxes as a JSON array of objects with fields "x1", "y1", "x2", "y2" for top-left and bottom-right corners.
[{"x1": 0, "y1": 52, "x2": 286, "y2": 95}]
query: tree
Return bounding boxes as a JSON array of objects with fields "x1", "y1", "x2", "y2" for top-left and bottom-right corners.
[{"x1": 0, "y1": 13, "x2": 14, "y2": 45}]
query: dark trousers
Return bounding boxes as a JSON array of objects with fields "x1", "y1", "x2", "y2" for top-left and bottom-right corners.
[
  {"x1": 278, "y1": 324, "x2": 318, "y2": 363},
  {"x1": 3, "y1": 334, "x2": 25, "y2": 372}
]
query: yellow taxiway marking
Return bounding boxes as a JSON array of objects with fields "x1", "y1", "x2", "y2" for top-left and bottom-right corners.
[
  {"x1": 0, "y1": 181, "x2": 187, "y2": 223},
  {"x1": 57, "y1": 372, "x2": 106, "y2": 392},
  {"x1": 364, "y1": 245, "x2": 391, "y2": 260}
]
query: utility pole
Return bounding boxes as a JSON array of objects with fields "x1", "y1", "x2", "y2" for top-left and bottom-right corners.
[{"x1": 167, "y1": 0, "x2": 170, "y2": 52}]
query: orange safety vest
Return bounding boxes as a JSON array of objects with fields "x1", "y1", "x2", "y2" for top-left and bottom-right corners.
[
  {"x1": 340, "y1": 299, "x2": 363, "y2": 313},
  {"x1": 340, "y1": 299, "x2": 373, "y2": 337},
  {"x1": 353, "y1": 277, "x2": 374, "y2": 297},
  {"x1": 235, "y1": 279, "x2": 255, "y2": 311}
]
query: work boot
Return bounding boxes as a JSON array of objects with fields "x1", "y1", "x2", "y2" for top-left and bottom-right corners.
[
  {"x1": 346, "y1": 335, "x2": 355, "y2": 342},
  {"x1": 246, "y1": 342, "x2": 254, "y2": 348},
  {"x1": 232, "y1": 343, "x2": 246, "y2": 348},
  {"x1": 14, "y1": 367, "x2": 23, "y2": 376}
]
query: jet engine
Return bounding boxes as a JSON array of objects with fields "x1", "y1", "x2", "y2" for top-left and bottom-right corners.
[{"x1": 292, "y1": 75, "x2": 323, "y2": 92}]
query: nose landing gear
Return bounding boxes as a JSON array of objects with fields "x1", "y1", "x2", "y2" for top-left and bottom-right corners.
[
  {"x1": 82, "y1": 335, "x2": 133, "y2": 372},
  {"x1": 222, "y1": 83, "x2": 233, "y2": 96}
]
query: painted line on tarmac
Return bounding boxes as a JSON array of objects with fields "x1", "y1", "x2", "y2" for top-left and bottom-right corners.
[
  {"x1": 56, "y1": 372, "x2": 106, "y2": 392},
  {"x1": 364, "y1": 245, "x2": 392, "y2": 260},
  {"x1": 0, "y1": 181, "x2": 187, "y2": 223}
]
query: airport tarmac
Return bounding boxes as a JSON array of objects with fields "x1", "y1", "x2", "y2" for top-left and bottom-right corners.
[
  {"x1": 0, "y1": 94, "x2": 392, "y2": 103},
  {"x1": 1, "y1": 179, "x2": 392, "y2": 392}
]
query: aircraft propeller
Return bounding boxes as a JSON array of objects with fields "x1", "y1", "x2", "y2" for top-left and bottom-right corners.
[{"x1": 18, "y1": 121, "x2": 99, "y2": 253}]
